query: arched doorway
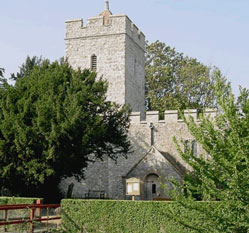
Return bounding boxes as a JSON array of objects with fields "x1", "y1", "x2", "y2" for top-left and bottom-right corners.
[{"x1": 145, "y1": 173, "x2": 160, "y2": 200}]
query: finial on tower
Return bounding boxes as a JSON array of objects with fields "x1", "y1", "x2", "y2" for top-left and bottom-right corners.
[
  {"x1": 98, "y1": 0, "x2": 112, "y2": 23},
  {"x1": 105, "y1": 0, "x2": 110, "y2": 10}
]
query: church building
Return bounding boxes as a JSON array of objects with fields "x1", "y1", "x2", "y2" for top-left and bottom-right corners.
[{"x1": 60, "y1": 1, "x2": 215, "y2": 200}]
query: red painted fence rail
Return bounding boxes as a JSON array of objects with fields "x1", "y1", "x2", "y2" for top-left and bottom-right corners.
[{"x1": 0, "y1": 202, "x2": 61, "y2": 233}]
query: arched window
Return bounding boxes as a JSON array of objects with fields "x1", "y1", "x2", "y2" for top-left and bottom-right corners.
[
  {"x1": 185, "y1": 140, "x2": 198, "y2": 157},
  {"x1": 91, "y1": 54, "x2": 97, "y2": 71}
]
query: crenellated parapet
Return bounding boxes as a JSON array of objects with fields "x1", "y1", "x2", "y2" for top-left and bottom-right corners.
[
  {"x1": 65, "y1": 11, "x2": 146, "y2": 113},
  {"x1": 130, "y1": 109, "x2": 216, "y2": 124},
  {"x1": 65, "y1": 15, "x2": 145, "y2": 51},
  {"x1": 125, "y1": 16, "x2": 145, "y2": 51}
]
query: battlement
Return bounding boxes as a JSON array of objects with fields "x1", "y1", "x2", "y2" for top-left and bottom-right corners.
[
  {"x1": 65, "y1": 15, "x2": 145, "y2": 51},
  {"x1": 125, "y1": 16, "x2": 146, "y2": 51},
  {"x1": 130, "y1": 109, "x2": 216, "y2": 124}
]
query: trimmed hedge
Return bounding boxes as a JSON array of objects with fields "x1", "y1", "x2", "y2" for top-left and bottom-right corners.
[
  {"x1": 61, "y1": 199, "x2": 220, "y2": 233},
  {"x1": 0, "y1": 196, "x2": 42, "y2": 205}
]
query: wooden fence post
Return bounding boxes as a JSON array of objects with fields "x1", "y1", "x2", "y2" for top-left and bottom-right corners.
[
  {"x1": 30, "y1": 208, "x2": 35, "y2": 233},
  {"x1": 36, "y1": 199, "x2": 42, "y2": 217},
  {"x1": 4, "y1": 209, "x2": 7, "y2": 232}
]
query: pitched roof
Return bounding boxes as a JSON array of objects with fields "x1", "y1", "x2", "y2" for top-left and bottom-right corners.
[{"x1": 125, "y1": 146, "x2": 187, "y2": 178}]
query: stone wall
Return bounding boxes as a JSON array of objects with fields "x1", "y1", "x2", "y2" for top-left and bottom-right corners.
[
  {"x1": 65, "y1": 17, "x2": 126, "y2": 106},
  {"x1": 59, "y1": 156, "x2": 109, "y2": 198},
  {"x1": 59, "y1": 109, "x2": 215, "y2": 200},
  {"x1": 61, "y1": 10, "x2": 216, "y2": 200},
  {"x1": 125, "y1": 34, "x2": 145, "y2": 113},
  {"x1": 65, "y1": 14, "x2": 145, "y2": 112}
]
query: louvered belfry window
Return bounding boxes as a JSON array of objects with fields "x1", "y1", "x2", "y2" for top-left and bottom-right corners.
[{"x1": 91, "y1": 54, "x2": 97, "y2": 71}]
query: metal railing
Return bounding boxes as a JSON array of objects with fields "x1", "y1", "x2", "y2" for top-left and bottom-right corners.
[{"x1": 0, "y1": 203, "x2": 61, "y2": 232}]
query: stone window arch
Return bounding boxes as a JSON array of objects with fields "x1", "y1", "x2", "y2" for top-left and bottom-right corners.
[
  {"x1": 145, "y1": 173, "x2": 159, "y2": 200},
  {"x1": 91, "y1": 54, "x2": 97, "y2": 71},
  {"x1": 185, "y1": 140, "x2": 198, "y2": 157}
]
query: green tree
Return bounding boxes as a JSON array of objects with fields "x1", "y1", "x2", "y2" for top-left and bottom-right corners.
[
  {"x1": 146, "y1": 41, "x2": 228, "y2": 113},
  {"x1": 171, "y1": 74, "x2": 249, "y2": 232},
  {"x1": 0, "y1": 58, "x2": 131, "y2": 202},
  {"x1": 0, "y1": 68, "x2": 4, "y2": 77},
  {"x1": 10, "y1": 56, "x2": 43, "y2": 81},
  {"x1": 0, "y1": 68, "x2": 6, "y2": 86}
]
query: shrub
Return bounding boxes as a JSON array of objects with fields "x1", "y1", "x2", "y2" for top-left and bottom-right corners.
[
  {"x1": 0, "y1": 196, "x2": 42, "y2": 205},
  {"x1": 61, "y1": 199, "x2": 222, "y2": 233}
]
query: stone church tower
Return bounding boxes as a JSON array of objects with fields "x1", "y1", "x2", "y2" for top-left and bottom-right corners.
[
  {"x1": 60, "y1": 2, "x2": 215, "y2": 200},
  {"x1": 65, "y1": 1, "x2": 145, "y2": 113}
]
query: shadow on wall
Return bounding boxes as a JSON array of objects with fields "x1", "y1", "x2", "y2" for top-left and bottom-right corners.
[
  {"x1": 58, "y1": 124, "x2": 189, "y2": 200},
  {"x1": 121, "y1": 133, "x2": 186, "y2": 200}
]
